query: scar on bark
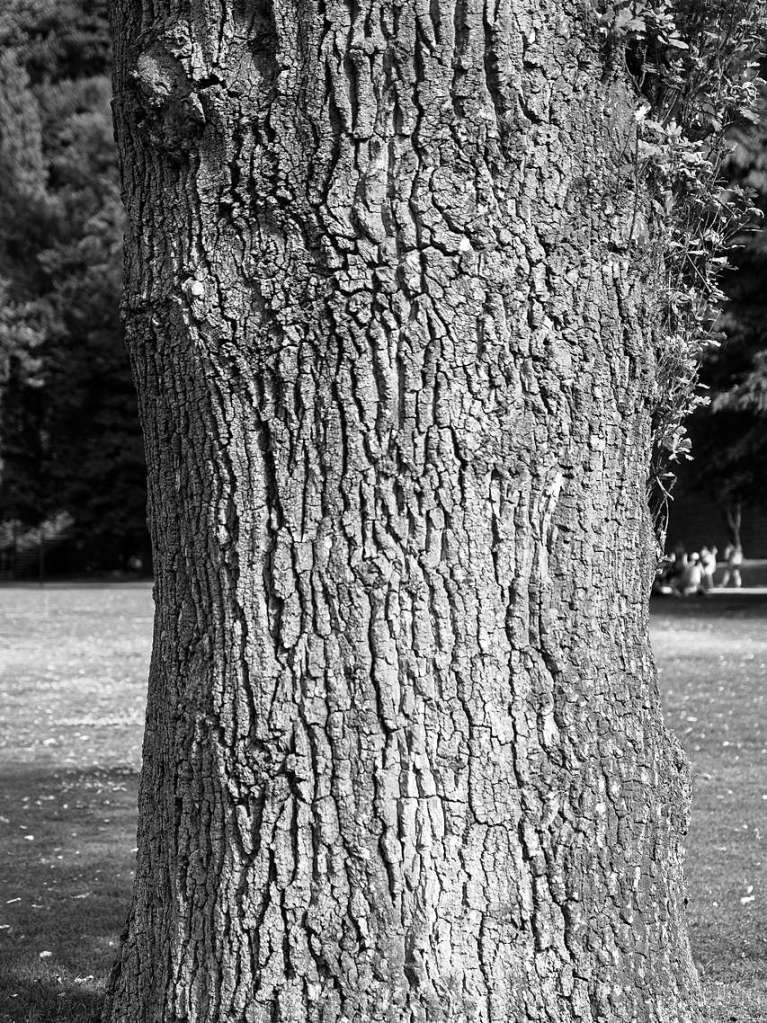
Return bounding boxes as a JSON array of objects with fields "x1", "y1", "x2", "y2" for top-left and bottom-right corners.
[
  {"x1": 130, "y1": 5, "x2": 278, "y2": 155},
  {"x1": 130, "y1": 42, "x2": 207, "y2": 154}
]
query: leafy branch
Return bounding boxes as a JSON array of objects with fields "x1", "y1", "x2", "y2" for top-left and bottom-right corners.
[{"x1": 597, "y1": 0, "x2": 766, "y2": 542}]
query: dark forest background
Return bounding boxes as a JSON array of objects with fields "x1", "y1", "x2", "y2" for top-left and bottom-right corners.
[
  {"x1": 0, "y1": 1, "x2": 146, "y2": 576},
  {"x1": 0, "y1": 0, "x2": 765, "y2": 575}
]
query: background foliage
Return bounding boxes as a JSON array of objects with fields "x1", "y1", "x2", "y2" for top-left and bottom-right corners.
[
  {"x1": 0, "y1": 0, "x2": 765, "y2": 570},
  {"x1": 597, "y1": 0, "x2": 767, "y2": 541},
  {"x1": 0, "y1": 0, "x2": 148, "y2": 574},
  {"x1": 678, "y1": 71, "x2": 767, "y2": 534}
]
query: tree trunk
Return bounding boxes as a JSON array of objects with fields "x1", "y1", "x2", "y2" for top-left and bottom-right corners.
[
  {"x1": 106, "y1": 2, "x2": 701, "y2": 1021},
  {"x1": 724, "y1": 501, "x2": 742, "y2": 551}
]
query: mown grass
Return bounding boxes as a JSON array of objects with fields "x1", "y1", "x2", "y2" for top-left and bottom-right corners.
[
  {"x1": 0, "y1": 585, "x2": 151, "y2": 1023},
  {"x1": 653, "y1": 594, "x2": 767, "y2": 1022},
  {"x1": 0, "y1": 584, "x2": 764, "y2": 1020}
]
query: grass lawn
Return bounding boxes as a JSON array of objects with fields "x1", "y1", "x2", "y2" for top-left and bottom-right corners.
[
  {"x1": 0, "y1": 585, "x2": 764, "y2": 1021},
  {"x1": 0, "y1": 585, "x2": 152, "y2": 1023},
  {"x1": 653, "y1": 595, "x2": 767, "y2": 1022}
]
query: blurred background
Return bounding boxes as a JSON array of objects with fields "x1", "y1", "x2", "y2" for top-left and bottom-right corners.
[
  {"x1": 0, "y1": 1, "x2": 148, "y2": 581},
  {"x1": 2, "y1": 5, "x2": 767, "y2": 582}
]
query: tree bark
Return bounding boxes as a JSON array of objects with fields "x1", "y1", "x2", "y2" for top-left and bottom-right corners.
[{"x1": 106, "y1": 1, "x2": 701, "y2": 1020}]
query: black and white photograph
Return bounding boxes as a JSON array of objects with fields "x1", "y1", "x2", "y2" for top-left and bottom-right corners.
[{"x1": 0, "y1": 2, "x2": 766, "y2": 1020}]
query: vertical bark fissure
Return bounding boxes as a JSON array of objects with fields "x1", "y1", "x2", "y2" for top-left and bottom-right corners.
[{"x1": 106, "y1": 0, "x2": 701, "y2": 1020}]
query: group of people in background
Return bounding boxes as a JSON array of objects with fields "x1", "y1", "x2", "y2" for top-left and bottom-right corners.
[{"x1": 654, "y1": 543, "x2": 744, "y2": 597}]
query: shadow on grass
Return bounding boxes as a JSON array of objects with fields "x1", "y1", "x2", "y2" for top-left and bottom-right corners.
[
  {"x1": 0, "y1": 765, "x2": 136, "y2": 1023},
  {"x1": 651, "y1": 591, "x2": 767, "y2": 619},
  {"x1": 0, "y1": 976, "x2": 103, "y2": 1023}
]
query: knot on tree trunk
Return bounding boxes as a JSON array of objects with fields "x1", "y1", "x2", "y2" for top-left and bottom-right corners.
[{"x1": 130, "y1": 24, "x2": 221, "y2": 156}]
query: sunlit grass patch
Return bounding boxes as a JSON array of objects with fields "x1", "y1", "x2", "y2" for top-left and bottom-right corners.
[
  {"x1": 0, "y1": 585, "x2": 152, "y2": 1023},
  {"x1": 652, "y1": 596, "x2": 767, "y2": 1023}
]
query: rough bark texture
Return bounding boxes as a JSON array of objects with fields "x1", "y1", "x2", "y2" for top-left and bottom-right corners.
[{"x1": 106, "y1": 1, "x2": 701, "y2": 1020}]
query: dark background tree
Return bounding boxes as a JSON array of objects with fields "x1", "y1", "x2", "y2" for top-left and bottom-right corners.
[
  {"x1": 667, "y1": 70, "x2": 767, "y2": 549},
  {"x1": 0, "y1": 0, "x2": 148, "y2": 573}
]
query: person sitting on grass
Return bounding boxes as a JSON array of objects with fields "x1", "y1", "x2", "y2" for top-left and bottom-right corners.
[{"x1": 676, "y1": 552, "x2": 704, "y2": 597}]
